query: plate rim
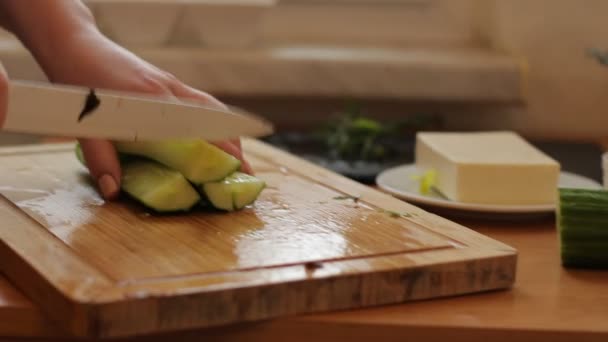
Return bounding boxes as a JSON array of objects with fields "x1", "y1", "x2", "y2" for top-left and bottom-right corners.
[{"x1": 375, "y1": 164, "x2": 603, "y2": 214}]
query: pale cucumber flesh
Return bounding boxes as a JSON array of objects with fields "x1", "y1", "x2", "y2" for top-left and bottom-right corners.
[
  {"x1": 114, "y1": 140, "x2": 241, "y2": 184},
  {"x1": 76, "y1": 143, "x2": 265, "y2": 213},
  {"x1": 76, "y1": 144, "x2": 200, "y2": 212},
  {"x1": 121, "y1": 161, "x2": 201, "y2": 212},
  {"x1": 202, "y1": 172, "x2": 266, "y2": 211}
]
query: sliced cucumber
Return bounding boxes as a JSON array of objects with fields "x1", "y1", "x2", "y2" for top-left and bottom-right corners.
[
  {"x1": 75, "y1": 143, "x2": 85, "y2": 165},
  {"x1": 121, "y1": 161, "x2": 201, "y2": 213},
  {"x1": 75, "y1": 144, "x2": 200, "y2": 212},
  {"x1": 76, "y1": 142, "x2": 264, "y2": 213},
  {"x1": 75, "y1": 143, "x2": 135, "y2": 165},
  {"x1": 114, "y1": 140, "x2": 241, "y2": 184},
  {"x1": 202, "y1": 172, "x2": 266, "y2": 211},
  {"x1": 558, "y1": 188, "x2": 608, "y2": 268}
]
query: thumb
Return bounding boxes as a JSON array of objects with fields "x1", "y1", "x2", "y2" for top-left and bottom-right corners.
[{"x1": 0, "y1": 62, "x2": 9, "y2": 128}]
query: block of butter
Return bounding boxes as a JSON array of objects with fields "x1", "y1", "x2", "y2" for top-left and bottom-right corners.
[{"x1": 415, "y1": 131, "x2": 560, "y2": 205}]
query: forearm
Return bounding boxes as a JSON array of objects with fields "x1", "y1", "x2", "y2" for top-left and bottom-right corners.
[{"x1": 0, "y1": 0, "x2": 100, "y2": 79}]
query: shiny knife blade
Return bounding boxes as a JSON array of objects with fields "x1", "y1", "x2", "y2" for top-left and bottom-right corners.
[{"x1": 2, "y1": 80, "x2": 274, "y2": 141}]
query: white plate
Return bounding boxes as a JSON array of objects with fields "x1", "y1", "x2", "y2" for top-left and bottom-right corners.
[{"x1": 376, "y1": 164, "x2": 603, "y2": 215}]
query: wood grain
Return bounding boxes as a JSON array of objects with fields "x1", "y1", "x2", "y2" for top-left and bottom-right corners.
[
  {"x1": 1, "y1": 220, "x2": 607, "y2": 342},
  {"x1": 0, "y1": 140, "x2": 516, "y2": 338},
  {"x1": 0, "y1": 277, "x2": 62, "y2": 338}
]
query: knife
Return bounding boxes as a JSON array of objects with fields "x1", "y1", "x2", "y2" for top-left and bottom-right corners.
[{"x1": 2, "y1": 80, "x2": 274, "y2": 141}]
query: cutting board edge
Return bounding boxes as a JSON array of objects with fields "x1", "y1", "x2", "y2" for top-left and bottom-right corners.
[
  {"x1": 0, "y1": 141, "x2": 520, "y2": 338},
  {"x1": 0, "y1": 228, "x2": 110, "y2": 337},
  {"x1": 111, "y1": 245, "x2": 517, "y2": 295},
  {"x1": 86, "y1": 248, "x2": 517, "y2": 338},
  {"x1": 0, "y1": 239, "x2": 516, "y2": 338}
]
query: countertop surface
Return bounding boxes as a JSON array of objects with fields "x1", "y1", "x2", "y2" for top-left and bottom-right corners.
[{"x1": 0, "y1": 139, "x2": 605, "y2": 341}]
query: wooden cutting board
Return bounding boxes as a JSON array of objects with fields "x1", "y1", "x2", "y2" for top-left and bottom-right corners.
[{"x1": 0, "y1": 139, "x2": 517, "y2": 338}]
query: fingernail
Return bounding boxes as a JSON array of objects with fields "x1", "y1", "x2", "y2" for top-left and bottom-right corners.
[{"x1": 98, "y1": 174, "x2": 119, "y2": 199}]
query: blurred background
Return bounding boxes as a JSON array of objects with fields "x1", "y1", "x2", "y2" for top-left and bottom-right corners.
[{"x1": 0, "y1": 0, "x2": 606, "y2": 182}]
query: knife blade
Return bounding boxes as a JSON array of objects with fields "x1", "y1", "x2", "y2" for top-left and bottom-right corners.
[{"x1": 1, "y1": 80, "x2": 274, "y2": 141}]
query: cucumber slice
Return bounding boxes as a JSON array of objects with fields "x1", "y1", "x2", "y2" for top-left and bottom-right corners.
[
  {"x1": 75, "y1": 143, "x2": 85, "y2": 165},
  {"x1": 75, "y1": 144, "x2": 200, "y2": 212},
  {"x1": 75, "y1": 143, "x2": 135, "y2": 165},
  {"x1": 114, "y1": 140, "x2": 241, "y2": 184},
  {"x1": 122, "y1": 161, "x2": 201, "y2": 213},
  {"x1": 558, "y1": 188, "x2": 608, "y2": 268},
  {"x1": 561, "y1": 242, "x2": 608, "y2": 268},
  {"x1": 202, "y1": 172, "x2": 265, "y2": 211}
]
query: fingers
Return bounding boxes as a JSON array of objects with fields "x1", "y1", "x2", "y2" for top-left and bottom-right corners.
[
  {"x1": 213, "y1": 140, "x2": 253, "y2": 175},
  {"x1": 79, "y1": 139, "x2": 122, "y2": 200},
  {"x1": 231, "y1": 138, "x2": 242, "y2": 150},
  {"x1": 0, "y1": 62, "x2": 9, "y2": 128},
  {"x1": 168, "y1": 81, "x2": 228, "y2": 110},
  {"x1": 169, "y1": 80, "x2": 254, "y2": 174}
]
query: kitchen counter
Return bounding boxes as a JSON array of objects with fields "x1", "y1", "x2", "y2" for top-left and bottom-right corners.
[
  {"x1": 0, "y1": 202, "x2": 606, "y2": 341},
  {"x1": 0, "y1": 140, "x2": 606, "y2": 341}
]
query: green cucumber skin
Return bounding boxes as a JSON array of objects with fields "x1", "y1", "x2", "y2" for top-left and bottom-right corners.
[
  {"x1": 202, "y1": 172, "x2": 266, "y2": 212},
  {"x1": 121, "y1": 161, "x2": 201, "y2": 213},
  {"x1": 75, "y1": 143, "x2": 136, "y2": 166},
  {"x1": 559, "y1": 188, "x2": 608, "y2": 204},
  {"x1": 559, "y1": 218, "x2": 608, "y2": 240},
  {"x1": 75, "y1": 144, "x2": 201, "y2": 213},
  {"x1": 558, "y1": 188, "x2": 608, "y2": 268},
  {"x1": 114, "y1": 140, "x2": 241, "y2": 184},
  {"x1": 561, "y1": 246, "x2": 608, "y2": 269},
  {"x1": 75, "y1": 143, "x2": 85, "y2": 165},
  {"x1": 76, "y1": 143, "x2": 265, "y2": 213}
]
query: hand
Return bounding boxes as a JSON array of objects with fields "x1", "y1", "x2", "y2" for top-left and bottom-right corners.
[
  {"x1": 0, "y1": 1, "x2": 251, "y2": 200},
  {"x1": 46, "y1": 32, "x2": 252, "y2": 200}
]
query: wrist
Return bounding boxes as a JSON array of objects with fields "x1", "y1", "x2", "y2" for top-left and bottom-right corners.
[{"x1": 1, "y1": 1, "x2": 102, "y2": 82}]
